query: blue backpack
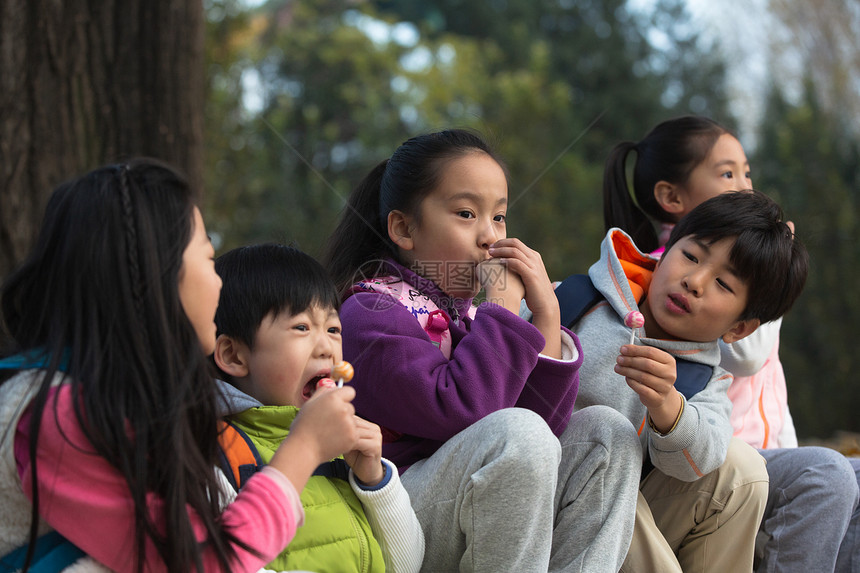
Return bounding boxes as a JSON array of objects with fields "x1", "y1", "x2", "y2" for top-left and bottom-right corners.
[{"x1": 0, "y1": 355, "x2": 85, "y2": 573}]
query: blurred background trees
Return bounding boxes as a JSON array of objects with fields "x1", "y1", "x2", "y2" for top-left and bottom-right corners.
[
  {"x1": 2, "y1": 0, "x2": 858, "y2": 440},
  {"x1": 201, "y1": 0, "x2": 859, "y2": 440},
  {"x1": 0, "y1": 0, "x2": 205, "y2": 278}
]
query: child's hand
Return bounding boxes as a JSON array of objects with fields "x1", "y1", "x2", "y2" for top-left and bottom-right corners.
[
  {"x1": 268, "y1": 385, "x2": 359, "y2": 492},
  {"x1": 477, "y1": 258, "x2": 525, "y2": 313},
  {"x1": 615, "y1": 344, "x2": 683, "y2": 433},
  {"x1": 487, "y1": 238, "x2": 555, "y2": 315},
  {"x1": 486, "y1": 238, "x2": 561, "y2": 358},
  {"x1": 343, "y1": 417, "x2": 384, "y2": 486},
  {"x1": 292, "y1": 385, "x2": 359, "y2": 462}
]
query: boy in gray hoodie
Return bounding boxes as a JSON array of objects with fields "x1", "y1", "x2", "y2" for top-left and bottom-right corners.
[{"x1": 568, "y1": 191, "x2": 808, "y2": 572}]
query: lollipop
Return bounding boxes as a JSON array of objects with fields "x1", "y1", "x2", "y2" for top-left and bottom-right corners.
[
  {"x1": 315, "y1": 377, "x2": 336, "y2": 391},
  {"x1": 331, "y1": 360, "x2": 354, "y2": 388},
  {"x1": 624, "y1": 311, "x2": 645, "y2": 345}
]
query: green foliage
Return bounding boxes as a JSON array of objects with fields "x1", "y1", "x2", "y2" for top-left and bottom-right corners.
[
  {"x1": 367, "y1": 0, "x2": 733, "y2": 279},
  {"x1": 204, "y1": 0, "x2": 731, "y2": 268},
  {"x1": 753, "y1": 80, "x2": 860, "y2": 436},
  {"x1": 202, "y1": 0, "x2": 860, "y2": 438},
  {"x1": 204, "y1": 1, "x2": 411, "y2": 257}
]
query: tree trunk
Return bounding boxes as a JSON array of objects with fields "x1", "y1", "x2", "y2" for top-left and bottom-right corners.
[{"x1": 0, "y1": 0, "x2": 204, "y2": 281}]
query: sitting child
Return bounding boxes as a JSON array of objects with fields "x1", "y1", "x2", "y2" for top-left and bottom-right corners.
[
  {"x1": 211, "y1": 243, "x2": 424, "y2": 573},
  {"x1": 601, "y1": 115, "x2": 858, "y2": 571},
  {"x1": 556, "y1": 190, "x2": 809, "y2": 571}
]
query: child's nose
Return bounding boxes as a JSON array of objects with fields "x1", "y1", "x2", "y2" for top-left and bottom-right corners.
[
  {"x1": 477, "y1": 222, "x2": 498, "y2": 249},
  {"x1": 683, "y1": 271, "x2": 705, "y2": 296},
  {"x1": 315, "y1": 333, "x2": 334, "y2": 357},
  {"x1": 730, "y1": 178, "x2": 747, "y2": 191}
]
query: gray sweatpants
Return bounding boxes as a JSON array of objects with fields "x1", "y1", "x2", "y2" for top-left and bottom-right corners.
[
  {"x1": 836, "y1": 457, "x2": 860, "y2": 573},
  {"x1": 756, "y1": 447, "x2": 860, "y2": 573},
  {"x1": 400, "y1": 406, "x2": 641, "y2": 572}
]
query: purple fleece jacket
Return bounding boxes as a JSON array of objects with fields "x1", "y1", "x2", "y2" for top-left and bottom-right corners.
[{"x1": 340, "y1": 259, "x2": 582, "y2": 470}]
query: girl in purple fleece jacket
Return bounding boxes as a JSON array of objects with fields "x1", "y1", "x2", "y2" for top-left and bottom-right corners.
[{"x1": 323, "y1": 129, "x2": 643, "y2": 572}]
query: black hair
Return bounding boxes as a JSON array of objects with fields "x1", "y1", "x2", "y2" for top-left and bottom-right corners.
[
  {"x1": 323, "y1": 128, "x2": 506, "y2": 295},
  {"x1": 214, "y1": 243, "x2": 340, "y2": 355},
  {"x1": 0, "y1": 159, "x2": 249, "y2": 572},
  {"x1": 603, "y1": 116, "x2": 732, "y2": 252},
  {"x1": 664, "y1": 190, "x2": 808, "y2": 323}
]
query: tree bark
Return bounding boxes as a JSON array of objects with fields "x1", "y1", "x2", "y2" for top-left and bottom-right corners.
[{"x1": 0, "y1": 0, "x2": 204, "y2": 280}]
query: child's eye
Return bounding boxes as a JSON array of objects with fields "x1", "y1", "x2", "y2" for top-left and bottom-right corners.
[
  {"x1": 721, "y1": 171, "x2": 733, "y2": 179},
  {"x1": 293, "y1": 324, "x2": 309, "y2": 332},
  {"x1": 457, "y1": 211, "x2": 475, "y2": 219},
  {"x1": 683, "y1": 250, "x2": 698, "y2": 263},
  {"x1": 716, "y1": 278, "x2": 735, "y2": 293},
  {"x1": 745, "y1": 171, "x2": 752, "y2": 180},
  {"x1": 328, "y1": 326, "x2": 342, "y2": 334},
  {"x1": 493, "y1": 214, "x2": 506, "y2": 223}
]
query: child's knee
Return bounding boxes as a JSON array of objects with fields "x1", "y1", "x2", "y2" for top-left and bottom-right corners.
[
  {"x1": 797, "y1": 447, "x2": 859, "y2": 502},
  {"x1": 569, "y1": 405, "x2": 638, "y2": 441},
  {"x1": 723, "y1": 437, "x2": 769, "y2": 484},
  {"x1": 715, "y1": 438, "x2": 769, "y2": 510},
  {"x1": 479, "y1": 408, "x2": 561, "y2": 472}
]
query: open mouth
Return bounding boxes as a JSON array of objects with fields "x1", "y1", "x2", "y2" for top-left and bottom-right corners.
[{"x1": 302, "y1": 375, "x2": 326, "y2": 400}]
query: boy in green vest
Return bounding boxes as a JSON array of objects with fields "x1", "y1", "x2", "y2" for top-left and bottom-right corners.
[{"x1": 212, "y1": 243, "x2": 424, "y2": 573}]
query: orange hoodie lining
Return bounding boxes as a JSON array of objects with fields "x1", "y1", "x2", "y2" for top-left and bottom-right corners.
[
  {"x1": 610, "y1": 231, "x2": 655, "y2": 308},
  {"x1": 609, "y1": 231, "x2": 703, "y2": 356}
]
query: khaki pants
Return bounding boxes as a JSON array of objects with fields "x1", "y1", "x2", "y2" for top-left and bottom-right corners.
[{"x1": 621, "y1": 438, "x2": 769, "y2": 573}]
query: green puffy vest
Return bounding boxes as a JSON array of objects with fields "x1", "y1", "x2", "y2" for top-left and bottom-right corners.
[{"x1": 228, "y1": 405, "x2": 385, "y2": 573}]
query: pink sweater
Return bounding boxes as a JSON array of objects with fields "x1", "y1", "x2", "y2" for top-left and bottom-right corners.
[{"x1": 14, "y1": 384, "x2": 302, "y2": 572}]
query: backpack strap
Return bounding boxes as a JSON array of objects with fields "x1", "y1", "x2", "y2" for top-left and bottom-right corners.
[
  {"x1": 553, "y1": 274, "x2": 712, "y2": 400},
  {"x1": 0, "y1": 530, "x2": 85, "y2": 573},
  {"x1": 554, "y1": 274, "x2": 605, "y2": 330},
  {"x1": 217, "y1": 420, "x2": 265, "y2": 492},
  {"x1": 424, "y1": 310, "x2": 450, "y2": 351},
  {"x1": 0, "y1": 350, "x2": 69, "y2": 372},
  {"x1": 312, "y1": 459, "x2": 351, "y2": 481},
  {"x1": 352, "y1": 276, "x2": 458, "y2": 358},
  {"x1": 218, "y1": 420, "x2": 354, "y2": 490},
  {"x1": 674, "y1": 360, "x2": 712, "y2": 400}
]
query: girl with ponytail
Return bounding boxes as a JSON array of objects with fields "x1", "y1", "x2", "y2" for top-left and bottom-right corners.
[
  {"x1": 602, "y1": 117, "x2": 860, "y2": 573},
  {"x1": 324, "y1": 128, "x2": 642, "y2": 572}
]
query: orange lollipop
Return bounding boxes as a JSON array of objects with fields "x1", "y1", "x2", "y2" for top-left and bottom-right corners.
[{"x1": 331, "y1": 361, "x2": 354, "y2": 388}]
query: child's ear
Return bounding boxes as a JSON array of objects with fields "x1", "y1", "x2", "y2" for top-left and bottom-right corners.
[
  {"x1": 721, "y1": 318, "x2": 761, "y2": 344},
  {"x1": 214, "y1": 334, "x2": 250, "y2": 378},
  {"x1": 654, "y1": 181, "x2": 686, "y2": 220},
  {"x1": 387, "y1": 210, "x2": 414, "y2": 251}
]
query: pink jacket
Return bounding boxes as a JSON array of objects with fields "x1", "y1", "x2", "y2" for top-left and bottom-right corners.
[
  {"x1": 11, "y1": 381, "x2": 303, "y2": 572},
  {"x1": 725, "y1": 335, "x2": 797, "y2": 449}
]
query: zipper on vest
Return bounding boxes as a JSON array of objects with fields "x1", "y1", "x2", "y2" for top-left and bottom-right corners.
[{"x1": 335, "y1": 484, "x2": 370, "y2": 571}]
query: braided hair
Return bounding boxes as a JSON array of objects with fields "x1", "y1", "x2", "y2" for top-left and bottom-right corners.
[{"x1": 1, "y1": 158, "x2": 251, "y2": 571}]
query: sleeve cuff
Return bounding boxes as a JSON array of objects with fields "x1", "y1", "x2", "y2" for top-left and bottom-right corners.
[
  {"x1": 352, "y1": 459, "x2": 393, "y2": 492},
  {"x1": 538, "y1": 329, "x2": 580, "y2": 363}
]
